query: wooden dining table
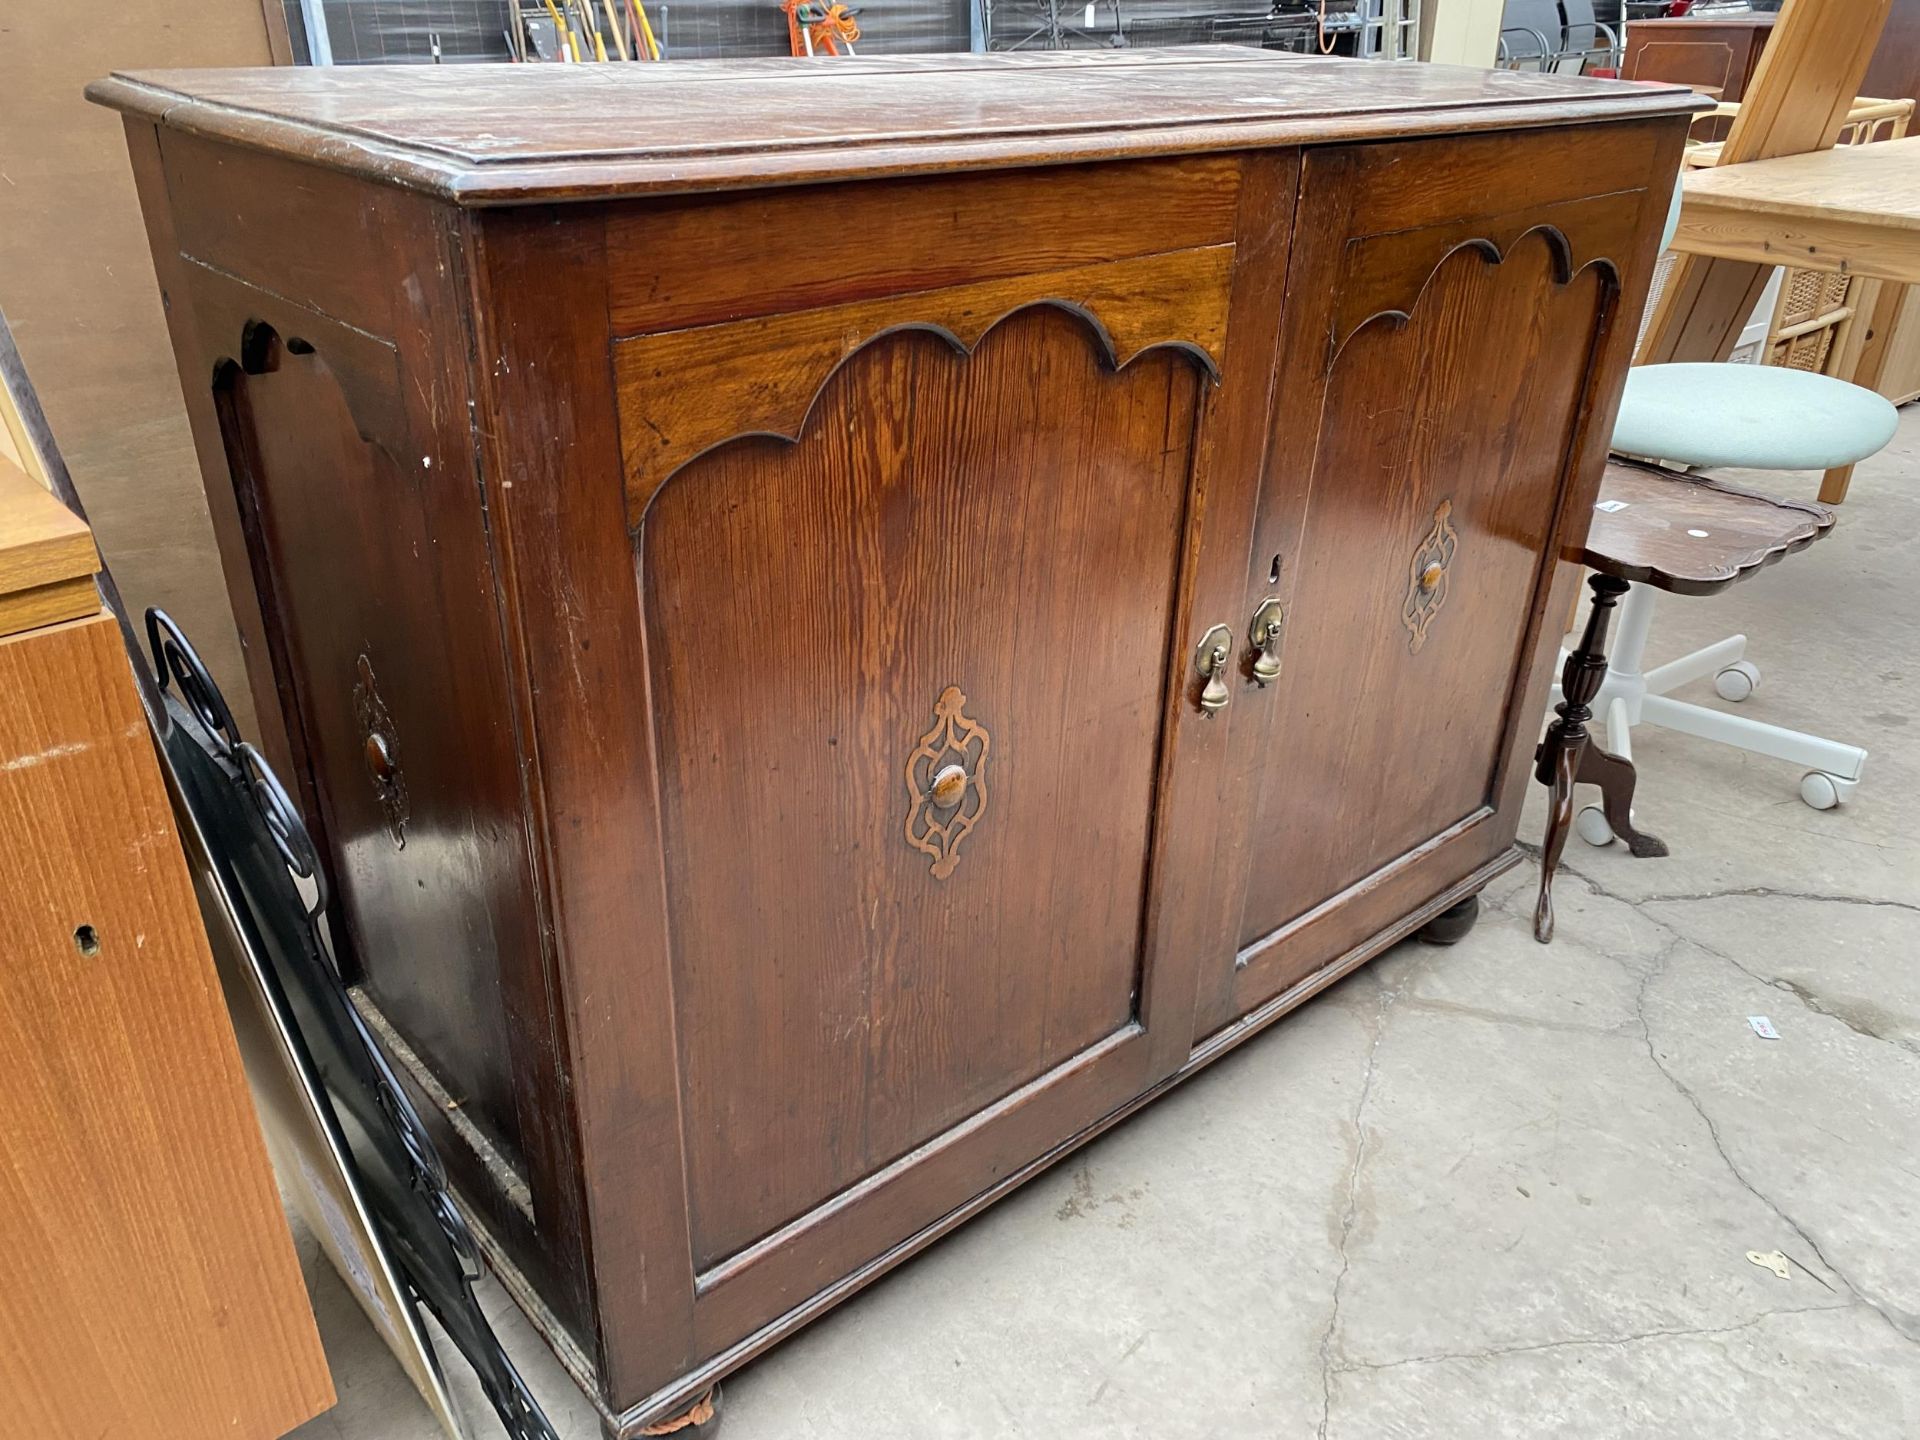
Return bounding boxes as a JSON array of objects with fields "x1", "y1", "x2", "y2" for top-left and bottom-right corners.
[
  {"x1": 1669, "y1": 134, "x2": 1920, "y2": 503},
  {"x1": 1672, "y1": 133, "x2": 1920, "y2": 282}
]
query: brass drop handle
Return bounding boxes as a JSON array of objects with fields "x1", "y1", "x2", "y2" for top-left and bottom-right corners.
[
  {"x1": 1249, "y1": 597, "x2": 1285, "y2": 686},
  {"x1": 1195, "y1": 623, "x2": 1233, "y2": 715}
]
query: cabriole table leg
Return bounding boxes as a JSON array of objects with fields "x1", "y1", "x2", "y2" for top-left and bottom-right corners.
[{"x1": 1576, "y1": 740, "x2": 1669, "y2": 859}]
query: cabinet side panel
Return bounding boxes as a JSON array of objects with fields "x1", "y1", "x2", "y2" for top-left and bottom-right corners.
[{"x1": 128, "y1": 131, "x2": 595, "y2": 1343}]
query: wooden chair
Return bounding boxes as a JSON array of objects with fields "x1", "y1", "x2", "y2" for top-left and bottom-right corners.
[{"x1": 1640, "y1": 0, "x2": 1893, "y2": 369}]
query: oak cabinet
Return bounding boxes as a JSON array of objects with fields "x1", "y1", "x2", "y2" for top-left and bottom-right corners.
[{"x1": 96, "y1": 50, "x2": 1693, "y2": 1437}]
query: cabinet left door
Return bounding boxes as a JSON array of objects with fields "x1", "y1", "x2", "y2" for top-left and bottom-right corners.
[{"x1": 474, "y1": 155, "x2": 1296, "y2": 1410}]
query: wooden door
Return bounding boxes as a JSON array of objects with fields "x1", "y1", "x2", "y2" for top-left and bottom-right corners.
[
  {"x1": 1200, "y1": 124, "x2": 1683, "y2": 1035},
  {"x1": 640, "y1": 299, "x2": 1203, "y2": 1275},
  {"x1": 474, "y1": 155, "x2": 1296, "y2": 1406}
]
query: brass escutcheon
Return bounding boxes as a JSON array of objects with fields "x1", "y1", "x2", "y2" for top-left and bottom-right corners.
[{"x1": 904, "y1": 686, "x2": 991, "y2": 879}]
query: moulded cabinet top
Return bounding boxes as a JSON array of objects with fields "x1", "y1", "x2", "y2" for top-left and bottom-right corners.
[
  {"x1": 1628, "y1": 14, "x2": 1777, "y2": 28},
  {"x1": 88, "y1": 49, "x2": 1699, "y2": 206}
]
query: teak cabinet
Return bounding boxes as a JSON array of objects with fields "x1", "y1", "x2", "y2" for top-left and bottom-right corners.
[{"x1": 95, "y1": 51, "x2": 1695, "y2": 1436}]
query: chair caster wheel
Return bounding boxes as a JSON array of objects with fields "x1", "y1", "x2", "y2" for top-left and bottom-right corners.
[
  {"x1": 1799, "y1": 771, "x2": 1857, "y2": 810},
  {"x1": 1714, "y1": 661, "x2": 1760, "y2": 702},
  {"x1": 1417, "y1": 894, "x2": 1480, "y2": 945},
  {"x1": 1575, "y1": 805, "x2": 1615, "y2": 847}
]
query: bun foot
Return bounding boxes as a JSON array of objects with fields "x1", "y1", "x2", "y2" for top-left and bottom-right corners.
[
  {"x1": 640, "y1": 1386, "x2": 723, "y2": 1437},
  {"x1": 1418, "y1": 893, "x2": 1480, "y2": 946}
]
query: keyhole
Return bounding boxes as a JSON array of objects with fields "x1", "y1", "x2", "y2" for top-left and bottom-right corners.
[{"x1": 1269, "y1": 553, "x2": 1283, "y2": 585}]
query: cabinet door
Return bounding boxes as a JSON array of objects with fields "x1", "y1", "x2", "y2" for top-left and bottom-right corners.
[
  {"x1": 637, "y1": 296, "x2": 1204, "y2": 1275},
  {"x1": 477, "y1": 155, "x2": 1295, "y2": 1405},
  {"x1": 1200, "y1": 124, "x2": 1681, "y2": 1034}
]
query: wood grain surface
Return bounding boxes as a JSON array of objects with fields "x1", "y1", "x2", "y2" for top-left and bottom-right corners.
[
  {"x1": 1582, "y1": 459, "x2": 1836, "y2": 594},
  {"x1": 614, "y1": 247, "x2": 1231, "y2": 509},
  {"x1": 645, "y1": 307, "x2": 1200, "y2": 1271},
  {"x1": 1623, "y1": 14, "x2": 1775, "y2": 141},
  {"x1": 0, "y1": 457, "x2": 98, "y2": 637},
  {"x1": 1862, "y1": 0, "x2": 1920, "y2": 105},
  {"x1": 165, "y1": 167, "x2": 598, "y2": 1347},
  {"x1": 0, "y1": 613, "x2": 332, "y2": 1439},
  {"x1": 1641, "y1": 0, "x2": 1894, "y2": 365},
  {"x1": 1200, "y1": 120, "x2": 1680, "y2": 1029},
  {"x1": 605, "y1": 157, "x2": 1240, "y2": 335},
  {"x1": 1673, "y1": 135, "x2": 1920, "y2": 281},
  {"x1": 86, "y1": 50, "x2": 1697, "y2": 204}
]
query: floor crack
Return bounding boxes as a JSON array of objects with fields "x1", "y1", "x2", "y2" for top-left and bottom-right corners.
[
  {"x1": 1637, "y1": 885, "x2": 1920, "y2": 915},
  {"x1": 1688, "y1": 933, "x2": 1920, "y2": 1060},
  {"x1": 1316, "y1": 952, "x2": 1429, "y2": 1440},
  {"x1": 1513, "y1": 844, "x2": 1920, "y2": 918},
  {"x1": 1550, "y1": 857, "x2": 1920, "y2": 1058},
  {"x1": 1610, "y1": 886, "x2": 1920, "y2": 1348},
  {"x1": 1333, "y1": 1301, "x2": 1855, "y2": 1375}
]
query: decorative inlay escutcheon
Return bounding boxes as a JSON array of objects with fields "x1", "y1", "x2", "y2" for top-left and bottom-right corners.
[
  {"x1": 353, "y1": 653, "x2": 409, "y2": 849},
  {"x1": 903, "y1": 686, "x2": 991, "y2": 880},
  {"x1": 1402, "y1": 498, "x2": 1459, "y2": 656}
]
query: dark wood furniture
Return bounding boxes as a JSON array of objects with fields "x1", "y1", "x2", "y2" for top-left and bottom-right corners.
[
  {"x1": 1623, "y1": 13, "x2": 1776, "y2": 107},
  {"x1": 1863, "y1": 0, "x2": 1920, "y2": 105},
  {"x1": 94, "y1": 52, "x2": 1696, "y2": 1436},
  {"x1": 1533, "y1": 458, "x2": 1835, "y2": 941}
]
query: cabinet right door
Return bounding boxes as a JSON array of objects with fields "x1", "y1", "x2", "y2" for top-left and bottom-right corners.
[{"x1": 1201, "y1": 122, "x2": 1681, "y2": 1034}]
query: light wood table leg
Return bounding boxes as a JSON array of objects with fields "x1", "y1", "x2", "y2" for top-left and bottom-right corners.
[
  {"x1": 1639, "y1": 253, "x2": 1775, "y2": 365},
  {"x1": 1819, "y1": 279, "x2": 1899, "y2": 505}
]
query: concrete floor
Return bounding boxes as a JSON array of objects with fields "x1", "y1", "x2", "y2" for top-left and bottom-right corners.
[{"x1": 290, "y1": 411, "x2": 1919, "y2": 1440}]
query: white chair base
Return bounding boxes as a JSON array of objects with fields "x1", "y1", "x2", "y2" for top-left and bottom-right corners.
[{"x1": 1551, "y1": 584, "x2": 1868, "y2": 843}]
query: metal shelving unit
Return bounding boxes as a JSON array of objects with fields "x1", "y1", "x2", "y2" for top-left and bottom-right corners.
[{"x1": 980, "y1": 0, "x2": 1421, "y2": 58}]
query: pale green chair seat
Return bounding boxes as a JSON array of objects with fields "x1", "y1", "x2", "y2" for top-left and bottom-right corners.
[
  {"x1": 1564, "y1": 183, "x2": 1897, "y2": 842},
  {"x1": 1613, "y1": 361, "x2": 1899, "y2": 471}
]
